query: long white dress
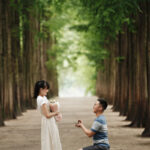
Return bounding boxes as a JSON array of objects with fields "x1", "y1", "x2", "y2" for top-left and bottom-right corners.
[{"x1": 37, "y1": 95, "x2": 62, "y2": 150}]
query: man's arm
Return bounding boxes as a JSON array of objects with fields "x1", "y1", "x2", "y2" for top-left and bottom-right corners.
[{"x1": 76, "y1": 120, "x2": 96, "y2": 137}]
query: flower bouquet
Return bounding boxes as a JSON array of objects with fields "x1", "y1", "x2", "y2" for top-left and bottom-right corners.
[{"x1": 49, "y1": 97, "x2": 62, "y2": 122}]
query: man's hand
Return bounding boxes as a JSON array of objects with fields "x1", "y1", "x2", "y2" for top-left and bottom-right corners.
[
  {"x1": 75, "y1": 120, "x2": 82, "y2": 127},
  {"x1": 75, "y1": 120, "x2": 96, "y2": 137}
]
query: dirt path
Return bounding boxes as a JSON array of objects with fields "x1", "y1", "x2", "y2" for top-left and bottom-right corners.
[{"x1": 0, "y1": 97, "x2": 150, "y2": 150}]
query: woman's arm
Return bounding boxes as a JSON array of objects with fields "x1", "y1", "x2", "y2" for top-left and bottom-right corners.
[{"x1": 42, "y1": 104, "x2": 59, "y2": 118}]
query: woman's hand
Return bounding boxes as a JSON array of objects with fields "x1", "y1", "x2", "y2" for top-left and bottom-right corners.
[
  {"x1": 54, "y1": 111, "x2": 59, "y2": 116},
  {"x1": 49, "y1": 102, "x2": 62, "y2": 121},
  {"x1": 42, "y1": 104, "x2": 59, "y2": 118}
]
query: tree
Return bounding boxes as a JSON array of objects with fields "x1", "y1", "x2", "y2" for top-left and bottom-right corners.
[{"x1": 0, "y1": 0, "x2": 58, "y2": 126}]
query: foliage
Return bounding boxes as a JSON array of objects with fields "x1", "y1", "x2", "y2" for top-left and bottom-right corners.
[
  {"x1": 44, "y1": 0, "x2": 142, "y2": 95},
  {"x1": 10, "y1": 0, "x2": 143, "y2": 95}
]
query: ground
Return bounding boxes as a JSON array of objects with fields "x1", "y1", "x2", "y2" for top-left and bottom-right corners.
[{"x1": 0, "y1": 97, "x2": 150, "y2": 150}]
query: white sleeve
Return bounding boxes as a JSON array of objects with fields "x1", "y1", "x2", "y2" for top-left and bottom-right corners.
[
  {"x1": 37, "y1": 97, "x2": 46, "y2": 107},
  {"x1": 40, "y1": 100, "x2": 46, "y2": 107}
]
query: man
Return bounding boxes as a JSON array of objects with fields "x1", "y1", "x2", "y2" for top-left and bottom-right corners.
[{"x1": 75, "y1": 98, "x2": 110, "y2": 150}]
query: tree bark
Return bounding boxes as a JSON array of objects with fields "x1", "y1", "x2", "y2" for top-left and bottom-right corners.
[{"x1": 142, "y1": 0, "x2": 150, "y2": 136}]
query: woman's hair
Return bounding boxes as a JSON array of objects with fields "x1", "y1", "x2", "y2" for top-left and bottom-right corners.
[{"x1": 33, "y1": 80, "x2": 50, "y2": 99}]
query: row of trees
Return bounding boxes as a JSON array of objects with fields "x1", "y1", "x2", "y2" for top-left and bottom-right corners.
[
  {"x1": 94, "y1": 1, "x2": 150, "y2": 136},
  {"x1": 0, "y1": 0, "x2": 58, "y2": 126},
  {"x1": 33, "y1": 0, "x2": 150, "y2": 137},
  {"x1": 1, "y1": 0, "x2": 150, "y2": 138},
  {"x1": 56, "y1": 0, "x2": 150, "y2": 136}
]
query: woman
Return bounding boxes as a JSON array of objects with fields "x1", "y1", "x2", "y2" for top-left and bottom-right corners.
[{"x1": 34, "y1": 80, "x2": 62, "y2": 150}]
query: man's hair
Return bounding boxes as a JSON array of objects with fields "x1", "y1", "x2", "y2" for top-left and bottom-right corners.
[{"x1": 97, "y1": 98, "x2": 108, "y2": 111}]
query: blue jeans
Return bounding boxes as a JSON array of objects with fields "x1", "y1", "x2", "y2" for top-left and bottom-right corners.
[{"x1": 83, "y1": 145, "x2": 110, "y2": 150}]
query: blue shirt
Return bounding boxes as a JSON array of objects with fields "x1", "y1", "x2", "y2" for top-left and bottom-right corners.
[{"x1": 91, "y1": 115, "x2": 110, "y2": 148}]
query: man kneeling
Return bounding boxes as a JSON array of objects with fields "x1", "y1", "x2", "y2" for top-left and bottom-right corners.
[{"x1": 75, "y1": 98, "x2": 110, "y2": 150}]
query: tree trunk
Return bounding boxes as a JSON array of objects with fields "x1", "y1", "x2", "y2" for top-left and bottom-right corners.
[
  {"x1": 0, "y1": 0, "x2": 4, "y2": 126},
  {"x1": 142, "y1": 0, "x2": 150, "y2": 136}
]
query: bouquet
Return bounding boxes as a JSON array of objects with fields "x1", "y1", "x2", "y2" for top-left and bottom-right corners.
[{"x1": 49, "y1": 97, "x2": 62, "y2": 122}]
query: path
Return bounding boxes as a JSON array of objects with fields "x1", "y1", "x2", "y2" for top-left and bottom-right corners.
[{"x1": 0, "y1": 97, "x2": 150, "y2": 150}]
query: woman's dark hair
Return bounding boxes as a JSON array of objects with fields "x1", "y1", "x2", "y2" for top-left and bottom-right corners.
[
  {"x1": 33, "y1": 80, "x2": 50, "y2": 99},
  {"x1": 97, "y1": 98, "x2": 108, "y2": 111}
]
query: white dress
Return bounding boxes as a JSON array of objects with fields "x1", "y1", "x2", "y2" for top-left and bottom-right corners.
[{"x1": 37, "y1": 96, "x2": 62, "y2": 150}]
